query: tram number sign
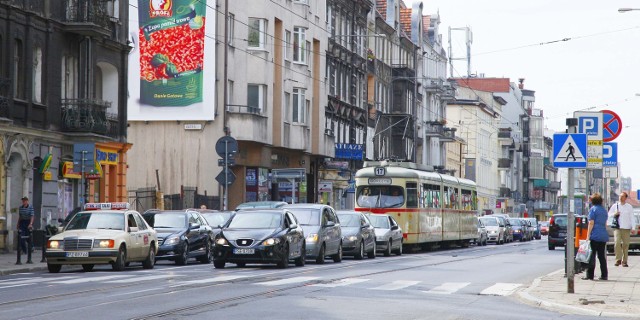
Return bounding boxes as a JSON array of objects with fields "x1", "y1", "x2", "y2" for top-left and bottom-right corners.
[{"x1": 374, "y1": 167, "x2": 386, "y2": 176}]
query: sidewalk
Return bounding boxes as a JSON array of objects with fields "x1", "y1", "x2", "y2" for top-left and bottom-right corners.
[
  {"x1": 0, "y1": 249, "x2": 48, "y2": 276},
  {"x1": 519, "y1": 255, "x2": 640, "y2": 318}
]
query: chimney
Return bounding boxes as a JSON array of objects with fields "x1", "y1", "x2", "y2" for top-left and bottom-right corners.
[{"x1": 518, "y1": 78, "x2": 525, "y2": 89}]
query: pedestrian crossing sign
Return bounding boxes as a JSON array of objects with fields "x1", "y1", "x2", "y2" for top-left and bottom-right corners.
[{"x1": 553, "y1": 133, "x2": 587, "y2": 168}]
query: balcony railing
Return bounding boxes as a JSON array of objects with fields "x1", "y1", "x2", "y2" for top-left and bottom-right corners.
[
  {"x1": 498, "y1": 158, "x2": 511, "y2": 169},
  {"x1": 61, "y1": 99, "x2": 111, "y2": 135},
  {"x1": 498, "y1": 131, "x2": 512, "y2": 139},
  {"x1": 424, "y1": 121, "x2": 456, "y2": 142},
  {"x1": 61, "y1": 0, "x2": 112, "y2": 37}
]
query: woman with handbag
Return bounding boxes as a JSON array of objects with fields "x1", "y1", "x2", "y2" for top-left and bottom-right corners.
[{"x1": 584, "y1": 193, "x2": 609, "y2": 281}]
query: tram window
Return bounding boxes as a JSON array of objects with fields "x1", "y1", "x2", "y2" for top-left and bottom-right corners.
[
  {"x1": 422, "y1": 184, "x2": 440, "y2": 209},
  {"x1": 356, "y1": 186, "x2": 404, "y2": 208},
  {"x1": 472, "y1": 191, "x2": 478, "y2": 210},
  {"x1": 406, "y1": 182, "x2": 418, "y2": 208},
  {"x1": 461, "y1": 189, "x2": 473, "y2": 210}
]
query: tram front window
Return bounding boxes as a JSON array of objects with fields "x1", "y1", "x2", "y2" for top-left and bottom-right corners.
[{"x1": 357, "y1": 186, "x2": 404, "y2": 208}]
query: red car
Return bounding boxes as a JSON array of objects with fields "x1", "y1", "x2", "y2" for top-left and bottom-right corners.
[{"x1": 539, "y1": 221, "x2": 549, "y2": 235}]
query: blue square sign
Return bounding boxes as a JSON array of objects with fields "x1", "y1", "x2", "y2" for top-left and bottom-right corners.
[{"x1": 553, "y1": 133, "x2": 587, "y2": 168}]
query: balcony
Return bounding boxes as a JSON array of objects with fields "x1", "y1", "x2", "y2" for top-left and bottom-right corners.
[
  {"x1": 424, "y1": 79, "x2": 445, "y2": 93},
  {"x1": 424, "y1": 121, "x2": 456, "y2": 142},
  {"x1": 391, "y1": 64, "x2": 416, "y2": 79},
  {"x1": 498, "y1": 158, "x2": 511, "y2": 169},
  {"x1": 226, "y1": 105, "x2": 269, "y2": 145},
  {"x1": 60, "y1": 0, "x2": 112, "y2": 37},
  {"x1": 546, "y1": 181, "x2": 561, "y2": 191},
  {"x1": 499, "y1": 187, "x2": 511, "y2": 198},
  {"x1": 61, "y1": 99, "x2": 111, "y2": 135},
  {"x1": 533, "y1": 179, "x2": 549, "y2": 188},
  {"x1": 498, "y1": 130, "x2": 512, "y2": 139}
]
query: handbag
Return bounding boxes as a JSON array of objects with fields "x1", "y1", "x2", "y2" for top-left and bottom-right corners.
[
  {"x1": 575, "y1": 240, "x2": 592, "y2": 264},
  {"x1": 610, "y1": 203, "x2": 620, "y2": 229}
]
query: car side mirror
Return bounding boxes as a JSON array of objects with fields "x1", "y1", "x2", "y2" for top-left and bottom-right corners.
[
  {"x1": 129, "y1": 226, "x2": 139, "y2": 233},
  {"x1": 289, "y1": 223, "x2": 298, "y2": 229},
  {"x1": 325, "y1": 221, "x2": 336, "y2": 227},
  {"x1": 362, "y1": 223, "x2": 370, "y2": 229},
  {"x1": 190, "y1": 223, "x2": 200, "y2": 230},
  {"x1": 391, "y1": 225, "x2": 399, "y2": 230}
]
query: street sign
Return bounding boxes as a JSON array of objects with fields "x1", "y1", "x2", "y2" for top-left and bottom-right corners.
[
  {"x1": 218, "y1": 158, "x2": 236, "y2": 167},
  {"x1": 553, "y1": 133, "x2": 587, "y2": 168},
  {"x1": 215, "y1": 136, "x2": 238, "y2": 157},
  {"x1": 215, "y1": 168, "x2": 236, "y2": 185},
  {"x1": 575, "y1": 111, "x2": 602, "y2": 169},
  {"x1": 602, "y1": 110, "x2": 622, "y2": 142},
  {"x1": 603, "y1": 142, "x2": 617, "y2": 167}
]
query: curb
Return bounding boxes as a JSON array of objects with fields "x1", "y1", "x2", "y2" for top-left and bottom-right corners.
[
  {"x1": 517, "y1": 268, "x2": 637, "y2": 318},
  {"x1": 0, "y1": 265, "x2": 48, "y2": 276}
]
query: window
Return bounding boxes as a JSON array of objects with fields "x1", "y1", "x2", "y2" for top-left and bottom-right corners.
[
  {"x1": 61, "y1": 55, "x2": 78, "y2": 99},
  {"x1": 248, "y1": 18, "x2": 266, "y2": 49},
  {"x1": 293, "y1": 27, "x2": 306, "y2": 63},
  {"x1": 134, "y1": 213, "x2": 147, "y2": 230},
  {"x1": 14, "y1": 39, "x2": 24, "y2": 98},
  {"x1": 247, "y1": 84, "x2": 266, "y2": 113},
  {"x1": 284, "y1": 92, "x2": 291, "y2": 122},
  {"x1": 33, "y1": 47, "x2": 43, "y2": 103},
  {"x1": 228, "y1": 13, "x2": 235, "y2": 46},
  {"x1": 293, "y1": 88, "x2": 305, "y2": 123},
  {"x1": 284, "y1": 30, "x2": 292, "y2": 60},
  {"x1": 106, "y1": 0, "x2": 120, "y2": 20}
]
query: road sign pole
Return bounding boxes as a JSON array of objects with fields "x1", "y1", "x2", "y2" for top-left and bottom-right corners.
[
  {"x1": 566, "y1": 119, "x2": 577, "y2": 294},
  {"x1": 224, "y1": 139, "x2": 228, "y2": 211}
]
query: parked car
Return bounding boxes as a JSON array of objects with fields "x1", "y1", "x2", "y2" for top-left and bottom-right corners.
[
  {"x1": 212, "y1": 209, "x2": 305, "y2": 268},
  {"x1": 475, "y1": 218, "x2": 488, "y2": 246},
  {"x1": 45, "y1": 202, "x2": 157, "y2": 273},
  {"x1": 492, "y1": 214, "x2": 513, "y2": 243},
  {"x1": 200, "y1": 210, "x2": 234, "y2": 238},
  {"x1": 142, "y1": 209, "x2": 213, "y2": 265},
  {"x1": 336, "y1": 210, "x2": 376, "y2": 259},
  {"x1": 606, "y1": 212, "x2": 640, "y2": 254},
  {"x1": 526, "y1": 218, "x2": 542, "y2": 240},
  {"x1": 365, "y1": 213, "x2": 403, "y2": 256},
  {"x1": 548, "y1": 214, "x2": 585, "y2": 250},
  {"x1": 539, "y1": 221, "x2": 549, "y2": 235},
  {"x1": 508, "y1": 218, "x2": 528, "y2": 242},
  {"x1": 235, "y1": 201, "x2": 288, "y2": 210},
  {"x1": 479, "y1": 216, "x2": 504, "y2": 245},
  {"x1": 284, "y1": 204, "x2": 342, "y2": 263}
]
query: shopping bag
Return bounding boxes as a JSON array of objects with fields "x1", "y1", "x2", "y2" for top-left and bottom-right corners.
[{"x1": 575, "y1": 240, "x2": 592, "y2": 264}]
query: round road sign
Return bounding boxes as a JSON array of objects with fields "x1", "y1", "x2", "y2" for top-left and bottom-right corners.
[
  {"x1": 602, "y1": 110, "x2": 622, "y2": 142},
  {"x1": 215, "y1": 136, "x2": 238, "y2": 157}
]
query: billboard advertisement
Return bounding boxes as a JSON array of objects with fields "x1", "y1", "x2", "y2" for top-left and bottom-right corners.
[{"x1": 128, "y1": 0, "x2": 216, "y2": 120}]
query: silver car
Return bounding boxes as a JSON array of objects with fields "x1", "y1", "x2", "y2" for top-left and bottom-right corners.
[
  {"x1": 366, "y1": 213, "x2": 403, "y2": 256},
  {"x1": 479, "y1": 216, "x2": 504, "y2": 245},
  {"x1": 476, "y1": 218, "x2": 488, "y2": 246},
  {"x1": 284, "y1": 204, "x2": 342, "y2": 264},
  {"x1": 337, "y1": 211, "x2": 376, "y2": 259}
]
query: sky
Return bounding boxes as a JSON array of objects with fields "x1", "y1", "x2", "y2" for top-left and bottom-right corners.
[{"x1": 405, "y1": 0, "x2": 640, "y2": 190}]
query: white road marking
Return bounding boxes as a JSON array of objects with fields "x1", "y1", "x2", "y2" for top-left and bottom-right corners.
[
  {"x1": 256, "y1": 277, "x2": 318, "y2": 286},
  {"x1": 0, "y1": 283, "x2": 34, "y2": 290},
  {"x1": 371, "y1": 280, "x2": 421, "y2": 291},
  {"x1": 312, "y1": 278, "x2": 371, "y2": 287},
  {"x1": 105, "y1": 274, "x2": 181, "y2": 283},
  {"x1": 169, "y1": 275, "x2": 251, "y2": 287},
  {"x1": 51, "y1": 275, "x2": 130, "y2": 284},
  {"x1": 0, "y1": 276, "x2": 76, "y2": 287},
  {"x1": 480, "y1": 283, "x2": 522, "y2": 296},
  {"x1": 424, "y1": 282, "x2": 471, "y2": 294}
]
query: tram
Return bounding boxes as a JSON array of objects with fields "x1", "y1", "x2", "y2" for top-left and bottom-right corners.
[{"x1": 354, "y1": 160, "x2": 478, "y2": 250}]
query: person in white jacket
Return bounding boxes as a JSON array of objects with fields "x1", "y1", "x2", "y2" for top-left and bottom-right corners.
[{"x1": 608, "y1": 192, "x2": 637, "y2": 267}]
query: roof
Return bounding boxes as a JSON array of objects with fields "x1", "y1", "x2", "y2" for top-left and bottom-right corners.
[
  {"x1": 454, "y1": 78, "x2": 511, "y2": 93},
  {"x1": 400, "y1": 8, "x2": 412, "y2": 37},
  {"x1": 376, "y1": 0, "x2": 387, "y2": 20},
  {"x1": 422, "y1": 15, "x2": 430, "y2": 35}
]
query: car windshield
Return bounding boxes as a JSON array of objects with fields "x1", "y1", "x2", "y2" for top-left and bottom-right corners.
[
  {"x1": 149, "y1": 213, "x2": 187, "y2": 228},
  {"x1": 228, "y1": 212, "x2": 282, "y2": 229},
  {"x1": 368, "y1": 215, "x2": 390, "y2": 229},
  {"x1": 289, "y1": 209, "x2": 321, "y2": 226},
  {"x1": 66, "y1": 212, "x2": 125, "y2": 230},
  {"x1": 509, "y1": 219, "x2": 521, "y2": 226},
  {"x1": 480, "y1": 218, "x2": 497, "y2": 226},
  {"x1": 202, "y1": 212, "x2": 232, "y2": 227},
  {"x1": 337, "y1": 214, "x2": 360, "y2": 227},
  {"x1": 356, "y1": 186, "x2": 404, "y2": 208}
]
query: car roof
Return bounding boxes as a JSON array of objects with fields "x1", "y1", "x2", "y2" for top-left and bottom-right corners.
[
  {"x1": 236, "y1": 201, "x2": 288, "y2": 209},
  {"x1": 283, "y1": 203, "x2": 327, "y2": 209},
  {"x1": 336, "y1": 210, "x2": 360, "y2": 215}
]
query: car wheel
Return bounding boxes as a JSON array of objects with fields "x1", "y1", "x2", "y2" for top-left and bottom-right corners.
[
  {"x1": 395, "y1": 241, "x2": 403, "y2": 256},
  {"x1": 332, "y1": 243, "x2": 343, "y2": 263},
  {"x1": 176, "y1": 243, "x2": 189, "y2": 265},
  {"x1": 47, "y1": 263, "x2": 62, "y2": 273},
  {"x1": 198, "y1": 240, "x2": 212, "y2": 264},
  {"x1": 315, "y1": 244, "x2": 326, "y2": 264},
  {"x1": 143, "y1": 244, "x2": 156, "y2": 269},
  {"x1": 384, "y1": 240, "x2": 392, "y2": 257},
  {"x1": 294, "y1": 242, "x2": 306, "y2": 267},
  {"x1": 548, "y1": 245, "x2": 555, "y2": 250},
  {"x1": 367, "y1": 242, "x2": 376, "y2": 259},
  {"x1": 355, "y1": 242, "x2": 364, "y2": 260},
  {"x1": 112, "y1": 246, "x2": 126, "y2": 271},
  {"x1": 213, "y1": 260, "x2": 225, "y2": 269},
  {"x1": 277, "y1": 243, "x2": 289, "y2": 269},
  {"x1": 81, "y1": 264, "x2": 94, "y2": 272}
]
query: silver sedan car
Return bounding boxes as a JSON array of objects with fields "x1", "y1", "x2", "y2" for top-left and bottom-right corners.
[
  {"x1": 337, "y1": 210, "x2": 376, "y2": 259},
  {"x1": 365, "y1": 213, "x2": 403, "y2": 256}
]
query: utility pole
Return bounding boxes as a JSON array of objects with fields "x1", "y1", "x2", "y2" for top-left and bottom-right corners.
[{"x1": 566, "y1": 118, "x2": 578, "y2": 294}]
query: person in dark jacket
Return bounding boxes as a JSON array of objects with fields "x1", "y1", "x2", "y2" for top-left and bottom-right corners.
[
  {"x1": 17, "y1": 196, "x2": 35, "y2": 256},
  {"x1": 584, "y1": 193, "x2": 609, "y2": 281}
]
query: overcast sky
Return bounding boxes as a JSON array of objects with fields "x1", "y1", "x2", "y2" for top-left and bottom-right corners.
[{"x1": 405, "y1": 0, "x2": 640, "y2": 190}]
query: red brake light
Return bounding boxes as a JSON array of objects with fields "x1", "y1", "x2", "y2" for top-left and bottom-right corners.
[{"x1": 549, "y1": 217, "x2": 555, "y2": 226}]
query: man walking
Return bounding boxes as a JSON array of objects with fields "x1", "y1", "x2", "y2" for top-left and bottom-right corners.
[
  {"x1": 17, "y1": 196, "x2": 35, "y2": 263},
  {"x1": 608, "y1": 192, "x2": 636, "y2": 267},
  {"x1": 565, "y1": 142, "x2": 576, "y2": 161}
]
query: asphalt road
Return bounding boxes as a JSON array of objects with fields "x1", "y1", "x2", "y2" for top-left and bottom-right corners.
[{"x1": 0, "y1": 238, "x2": 619, "y2": 320}]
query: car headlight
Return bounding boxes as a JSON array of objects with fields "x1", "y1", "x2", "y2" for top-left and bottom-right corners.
[
  {"x1": 262, "y1": 238, "x2": 281, "y2": 246},
  {"x1": 489, "y1": 230, "x2": 496, "y2": 234},
  {"x1": 215, "y1": 238, "x2": 229, "y2": 246},
  {"x1": 165, "y1": 236, "x2": 180, "y2": 245},
  {"x1": 93, "y1": 239, "x2": 115, "y2": 248},
  {"x1": 514, "y1": 230, "x2": 521, "y2": 233},
  {"x1": 306, "y1": 234, "x2": 318, "y2": 242},
  {"x1": 347, "y1": 235, "x2": 358, "y2": 242},
  {"x1": 48, "y1": 240, "x2": 62, "y2": 249}
]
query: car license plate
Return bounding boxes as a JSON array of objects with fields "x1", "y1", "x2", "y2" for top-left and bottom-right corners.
[
  {"x1": 233, "y1": 248, "x2": 255, "y2": 255},
  {"x1": 66, "y1": 252, "x2": 89, "y2": 258}
]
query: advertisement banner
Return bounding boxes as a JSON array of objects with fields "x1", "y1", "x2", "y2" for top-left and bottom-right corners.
[{"x1": 128, "y1": 0, "x2": 216, "y2": 120}]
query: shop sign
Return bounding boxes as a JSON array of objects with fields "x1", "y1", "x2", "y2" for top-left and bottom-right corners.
[
  {"x1": 324, "y1": 161, "x2": 349, "y2": 170},
  {"x1": 85, "y1": 173, "x2": 101, "y2": 180},
  {"x1": 318, "y1": 181, "x2": 333, "y2": 192},
  {"x1": 95, "y1": 148, "x2": 118, "y2": 165},
  {"x1": 62, "y1": 162, "x2": 81, "y2": 179},
  {"x1": 335, "y1": 144, "x2": 363, "y2": 160},
  {"x1": 43, "y1": 171, "x2": 53, "y2": 181}
]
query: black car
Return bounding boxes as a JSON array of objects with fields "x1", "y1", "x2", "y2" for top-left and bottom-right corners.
[
  {"x1": 142, "y1": 210, "x2": 213, "y2": 265},
  {"x1": 548, "y1": 214, "x2": 584, "y2": 250},
  {"x1": 213, "y1": 209, "x2": 305, "y2": 269}
]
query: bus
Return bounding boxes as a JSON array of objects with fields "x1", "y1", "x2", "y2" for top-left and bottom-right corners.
[{"x1": 354, "y1": 160, "x2": 478, "y2": 251}]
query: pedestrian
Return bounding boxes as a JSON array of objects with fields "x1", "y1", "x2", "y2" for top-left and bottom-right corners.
[
  {"x1": 565, "y1": 142, "x2": 576, "y2": 161},
  {"x1": 608, "y1": 192, "x2": 636, "y2": 267},
  {"x1": 583, "y1": 193, "x2": 608, "y2": 280},
  {"x1": 200, "y1": 204, "x2": 207, "y2": 209},
  {"x1": 17, "y1": 196, "x2": 35, "y2": 256}
]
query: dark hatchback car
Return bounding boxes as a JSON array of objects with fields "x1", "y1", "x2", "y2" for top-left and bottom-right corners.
[
  {"x1": 213, "y1": 209, "x2": 306, "y2": 269},
  {"x1": 142, "y1": 210, "x2": 213, "y2": 265},
  {"x1": 548, "y1": 214, "x2": 584, "y2": 250},
  {"x1": 336, "y1": 210, "x2": 376, "y2": 259}
]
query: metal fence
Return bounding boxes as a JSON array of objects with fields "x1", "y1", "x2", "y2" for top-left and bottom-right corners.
[{"x1": 130, "y1": 186, "x2": 220, "y2": 211}]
